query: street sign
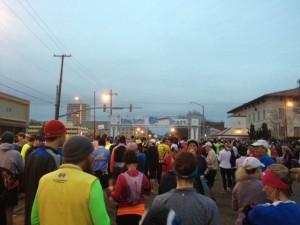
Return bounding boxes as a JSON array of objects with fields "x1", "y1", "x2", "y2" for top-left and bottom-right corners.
[{"x1": 98, "y1": 124, "x2": 105, "y2": 129}]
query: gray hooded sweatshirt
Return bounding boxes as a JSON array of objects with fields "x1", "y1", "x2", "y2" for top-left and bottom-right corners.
[{"x1": 0, "y1": 142, "x2": 24, "y2": 175}]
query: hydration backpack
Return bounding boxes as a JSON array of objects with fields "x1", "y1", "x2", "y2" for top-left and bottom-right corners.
[
  {"x1": 122, "y1": 171, "x2": 144, "y2": 205},
  {"x1": 0, "y1": 167, "x2": 18, "y2": 201}
]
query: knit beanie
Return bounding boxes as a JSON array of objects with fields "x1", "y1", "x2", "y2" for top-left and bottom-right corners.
[
  {"x1": 63, "y1": 135, "x2": 93, "y2": 164},
  {"x1": 187, "y1": 139, "x2": 199, "y2": 147},
  {"x1": 1, "y1": 131, "x2": 14, "y2": 144},
  {"x1": 44, "y1": 120, "x2": 66, "y2": 138}
]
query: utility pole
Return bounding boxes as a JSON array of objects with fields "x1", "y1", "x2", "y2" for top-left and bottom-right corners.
[
  {"x1": 54, "y1": 54, "x2": 71, "y2": 120},
  {"x1": 108, "y1": 89, "x2": 117, "y2": 137},
  {"x1": 109, "y1": 89, "x2": 118, "y2": 116},
  {"x1": 94, "y1": 91, "x2": 96, "y2": 139}
]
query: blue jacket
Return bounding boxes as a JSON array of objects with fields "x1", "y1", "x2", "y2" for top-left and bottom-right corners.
[{"x1": 247, "y1": 201, "x2": 300, "y2": 225}]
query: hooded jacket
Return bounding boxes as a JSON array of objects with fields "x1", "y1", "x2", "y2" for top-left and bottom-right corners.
[{"x1": 0, "y1": 142, "x2": 24, "y2": 175}]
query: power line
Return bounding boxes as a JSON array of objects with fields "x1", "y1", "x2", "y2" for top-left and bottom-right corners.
[
  {"x1": 3, "y1": 0, "x2": 111, "y2": 99},
  {"x1": 0, "y1": 74, "x2": 53, "y2": 101},
  {"x1": 0, "y1": 83, "x2": 55, "y2": 105},
  {"x1": 24, "y1": 0, "x2": 71, "y2": 53},
  {"x1": 0, "y1": 73, "x2": 68, "y2": 107},
  {"x1": 1, "y1": 0, "x2": 54, "y2": 54},
  {"x1": 23, "y1": 0, "x2": 110, "y2": 90},
  {"x1": 16, "y1": 0, "x2": 66, "y2": 53}
]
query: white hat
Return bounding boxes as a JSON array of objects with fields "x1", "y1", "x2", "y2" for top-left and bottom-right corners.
[
  {"x1": 203, "y1": 142, "x2": 212, "y2": 147},
  {"x1": 149, "y1": 139, "x2": 156, "y2": 144},
  {"x1": 242, "y1": 157, "x2": 265, "y2": 169},
  {"x1": 251, "y1": 139, "x2": 269, "y2": 149}
]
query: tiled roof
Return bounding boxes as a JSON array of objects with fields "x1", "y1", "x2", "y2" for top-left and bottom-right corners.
[{"x1": 227, "y1": 88, "x2": 300, "y2": 113}]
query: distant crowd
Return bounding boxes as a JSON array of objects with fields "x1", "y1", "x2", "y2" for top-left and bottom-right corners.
[{"x1": 1, "y1": 119, "x2": 300, "y2": 225}]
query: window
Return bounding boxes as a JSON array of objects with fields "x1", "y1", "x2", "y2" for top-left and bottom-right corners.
[
  {"x1": 253, "y1": 113, "x2": 255, "y2": 122},
  {"x1": 294, "y1": 127, "x2": 300, "y2": 137},
  {"x1": 248, "y1": 114, "x2": 251, "y2": 123},
  {"x1": 263, "y1": 109, "x2": 266, "y2": 119},
  {"x1": 279, "y1": 108, "x2": 284, "y2": 120},
  {"x1": 280, "y1": 126, "x2": 285, "y2": 137},
  {"x1": 258, "y1": 111, "x2": 260, "y2": 121},
  {"x1": 293, "y1": 107, "x2": 300, "y2": 117}
]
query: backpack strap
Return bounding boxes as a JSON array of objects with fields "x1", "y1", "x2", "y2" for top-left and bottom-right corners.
[{"x1": 122, "y1": 171, "x2": 144, "y2": 204}]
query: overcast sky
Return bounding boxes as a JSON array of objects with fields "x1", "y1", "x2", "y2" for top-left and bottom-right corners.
[{"x1": 1, "y1": 0, "x2": 300, "y2": 128}]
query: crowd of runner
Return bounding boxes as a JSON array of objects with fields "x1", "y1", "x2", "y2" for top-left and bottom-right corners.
[{"x1": 1, "y1": 119, "x2": 300, "y2": 225}]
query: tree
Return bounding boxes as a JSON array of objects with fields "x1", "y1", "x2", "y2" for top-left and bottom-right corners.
[
  {"x1": 186, "y1": 110, "x2": 202, "y2": 117},
  {"x1": 29, "y1": 119, "x2": 44, "y2": 125},
  {"x1": 248, "y1": 123, "x2": 272, "y2": 140},
  {"x1": 259, "y1": 123, "x2": 272, "y2": 140},
  {"x1": 248, "y1": 123, "x2": 257, "y2": 140}
]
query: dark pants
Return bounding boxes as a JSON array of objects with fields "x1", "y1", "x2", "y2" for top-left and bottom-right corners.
[
  {"x1": 116, "y1": 214, "x2": 141, "y2": 225},
  {"x1": 93, "y1": 171, "x2": 109, "y2": 189},
  {"x1": 230, "y1": 168, "x2": 236, "y2": 188},
  {"x1": 0, "y1": 203, "x2": 6, "y2": 225},
  {"x1": 205, "y1": 169, "x2": 217, "y2": 188},
  {"x1": 220, "y1": 167, "x2": 232, "y2": 190},
  {"x1": 157, "y1": 163, "x2": 163, "y2": 183},
  {"x1": 0, "y1": 187, "x2": 18, "y2": 225},
  {"x1": 113, "y1": 166, "x2": 123, "y2": 180}
]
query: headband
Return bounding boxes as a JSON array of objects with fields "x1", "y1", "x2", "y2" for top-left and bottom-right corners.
[
  {"x1": 262, "y1": 168, "x2": 290, "y2": 190},
  {"x1": 173, "y1": 166, "x2": 198, "y2": 179}
]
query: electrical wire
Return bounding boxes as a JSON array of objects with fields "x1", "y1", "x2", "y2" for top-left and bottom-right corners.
[
  {"x1": 1, "y1": 0, "x2": 54, "y2": 54},
  {"x1": 0, "y1": 74, "x2": 67, "y2": 109},
  {"x1": 3, "y1": 0, "x2": 110, "y2": 93},
  {"x1": 23, "y1": 0, "x2": 110, "y2": 90}
]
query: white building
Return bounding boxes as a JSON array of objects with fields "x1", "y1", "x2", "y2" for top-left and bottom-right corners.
[
  {"x1": 28, "y1": 123, "x2": 89, "y2": 137},
  {"x1": 227, "y1": 87, "x2": 300, "y2": 140}
]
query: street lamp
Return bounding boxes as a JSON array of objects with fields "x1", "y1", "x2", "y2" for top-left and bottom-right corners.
[
  {"x1": 190, "y1": 102, "x2": 205, "y2": 139},
  {"x1": 75, "y1": 96, "x2": 82, "y2": 135}
]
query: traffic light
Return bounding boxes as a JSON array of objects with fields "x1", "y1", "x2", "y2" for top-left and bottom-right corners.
[
  {"x1": 103, "y1": 104, "x2": 106, "y2": 112},
  {"x1": 129, "y1": 104, "x2": 132, "y2": 112}
]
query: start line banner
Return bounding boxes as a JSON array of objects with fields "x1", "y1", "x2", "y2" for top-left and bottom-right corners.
[{"x1": 110, "y1": 116, "x2": 200, "y2": 127}]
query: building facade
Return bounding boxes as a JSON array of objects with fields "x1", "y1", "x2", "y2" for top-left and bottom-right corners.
[
  {"x1": 66, "y1": 102, "x2": 91, "y2": 125},
  {"x1": 0, "y1": 92, "x2": 30, "y2": 134},
  {"x1": 28, "y1": 123, "x2": 89, "y2": 137},
  {"x1": 227, "y1": 88, "x2": 300, "y2": 140}
]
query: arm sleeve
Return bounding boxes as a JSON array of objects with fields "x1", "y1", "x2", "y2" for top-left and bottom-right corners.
[
  {"x1": 232, "y1": 190, "x2": 239, "y2": 211},
  {"x1": 166, "y1": 146, "x2": 171, "y2": 155},
  {"x1": 208, "y1": 202, "x2": 222, "y2": 225},
  {"x1": 152, "y1": 196, "x2": 161, "y2": 208},
  {"x1": 206, "y1": 153, "x2": 212, "y2": 165},
  {"x1": 89, "y1": 179, "x2": 110, "y2": 225},
  {"x1": 110, "y1": 174, "x2": 124, "y2": 201},
  {"x1": 15, "y1": 152, "x2": 25, "y2": 174},
  {"x1": 20, "y1": 145, "x2": 28, "y2": 161},
  {"x1": 142, "y1": 174, "x2": 151, "y2": 195},
  {"x1": 217, "y1": 153, "x2": 221, "y2": 162},
  {"x1": 206, "y1": 152, "x2": 216, "y2": 166},
  {"x1": 31, "y1": 193, "x2": 40, "y2": 225},
  {"x1": 110, "y1": 149, "x2": 115, "y2": 173}
]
